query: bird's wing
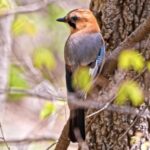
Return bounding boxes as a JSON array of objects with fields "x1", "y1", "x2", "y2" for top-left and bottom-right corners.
[
  {"x1": 65, "y1": 32, "x2": 103, "y2": 68},
  {"x1": 89, "y1": 44, "x2": 105, "y2": 79},
  {"x1": 65, "y1": 32, "x2": 105, "y2": 92}
]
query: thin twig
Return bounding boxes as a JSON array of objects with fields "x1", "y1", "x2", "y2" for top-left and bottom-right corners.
[
  {"x1": 0, "y1": 88, "x2": 149, "y2": 117},
  {"x1": 0, "y1": 136, "x2": 57, "y2": 144},
  {"x1": 109, "y1": 106, "x2": 147, "y2": 148},
  {"x1": 46, "y1": 142, "x2": 57, "y2": 150},
  {"x1": 118, "y1": 106, "x2": 147, "y2": 141},
  {"x1": 133, "y1": 67, "x2": 147, "y2": 81},
  {"x1": 86, "y1": 96, "x2": 116, "y2": 119},
  {"x1": 0, "y1": 123, "x2": 10, "y2": 150},
  {"x1": 85, "y1": 71, "x2": 126, "y2": 131},
  {"x1": 0, "y1": 88, "x2": 66, "y2": 102},
  {"x1": 0, "y1": 0, "x2": 55, "y2": 17}
]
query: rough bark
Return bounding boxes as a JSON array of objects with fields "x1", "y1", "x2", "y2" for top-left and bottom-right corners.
[{"x1": 86, "y1": 0, "x2": 150, "y2": 149}]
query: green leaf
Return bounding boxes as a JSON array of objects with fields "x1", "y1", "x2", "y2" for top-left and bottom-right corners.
[
  {"x1": 0, "y1": 0, "x2": 10, "y2": 15},
  {"x1": 73, "y1": 67, "x2": 92, "y2": 91},
  {"x1": 118, "y1": 50, "x2": 144, "y2": 72},
  {"x1": 33, "y1": 48, "x2": 56, "y2": 70},
  {"x1": 115, "y1": 82, "x2": 129, "y2": 105},
  {"x1": 40, "y1": 102, "x2": 56, "y2": 119},
  {"x1": 0, "y1": 0, "x2": 10, "y2": 9},
  {"x1": 9, "y1": 65, "x2": 29, "y2": 100},
  {"x1": 118, "y1": 50, "x2": 131, "y2": 70},
  {"x1": 12, "y1": 15, "x2": 37, "y2": 36},
  {"x1": 127, "y1": 82, "x2": 143, "y2": 106},
  {"x1": 116, "y1": 81, "x2": 143, "y2": 106}
]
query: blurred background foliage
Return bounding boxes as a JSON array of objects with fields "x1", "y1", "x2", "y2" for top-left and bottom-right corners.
[
  {"x1": 116, "y1": 49, "x2": 150, "y2": 107},
  {"x1": 0, "y1": 0, "x2": 90, "y2": 150},
  {"x1": 10, "y1": 3, "x2": 69, "y2": 90},
  {"x1": 73, "y1": 67, "x2": 92, "y2": 92},
  {"x1": 33, "y1": 47, "x2": 56, "y2": 70},
  {"x1": 0, "y1": 0, "x2": 11, "y2": 11},
  {"x1": 12, "y1": 14, "x2": 38, "y2": 36},
  {"x1": 115, "y1": 80, "x2": 143, "y2": 106},
  {"x1": 9, "y1": 65, "x2": 29, "y2": 100},
  {"x1": 118, "y1": 50, "x2": 145, "y2": 72},
  {"x1": 40, "y1": 101, "x2": 56, "y2": 119}
]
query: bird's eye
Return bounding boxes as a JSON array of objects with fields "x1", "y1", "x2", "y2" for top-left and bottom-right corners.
[{"x1": 71, "y1": 16, "x2": 78, "y2": 21}]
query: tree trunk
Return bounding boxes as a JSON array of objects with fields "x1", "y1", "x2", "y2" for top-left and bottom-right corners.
[{"x1": 86, "y1": 0, "x2": 150, "y2": 149}]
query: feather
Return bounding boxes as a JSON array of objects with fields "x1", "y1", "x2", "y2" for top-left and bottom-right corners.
[
  {"x1": 89, "y1": 45, "x2": 105, "y2": 78},
  {"x1": 65, "y1": 32, "x2": 104, "y2": 69}
]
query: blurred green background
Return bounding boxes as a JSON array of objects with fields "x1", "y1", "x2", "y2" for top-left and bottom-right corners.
[{"x1": 0, "y1": 0, "x2": 89, "y2": 150}]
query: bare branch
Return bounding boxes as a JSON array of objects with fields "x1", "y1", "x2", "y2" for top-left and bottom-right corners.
[
  {"x1": 0, "y1": 0, "x2": 55, "y2": 17},
  {"x1": 112, "y1": 16, "x2": 150, "y2": 57},
  {"x1": 108, "y1": 106, "x2": 148, "y2": 149},
  {"x1": 0, "y1": 88, "x2": 66, "y2": 102},
  {"x1": 0, "y1": 123, "x2": 10, "y2": 150},
  {"x1": 0, "y1": 87, "x2": 149, "y2": 117},
  {"x1": 86, "y1": 96, "x2": 115, "y2": 119},
  {"x1": 118, "y1": 106, "x2": 147, "y2": 141},
  {"x1": 0, "y1": 136, "x2": 57, "y2": 144},
  {"x1": 103, "y1": 16, "x2": 150, "y2": 75},
  {"x1": 46, "y1": 142, "x2": 57, "y2": 150},
  {"x1": 112, "y1": 17, "x2": 150, "y2": 57}
]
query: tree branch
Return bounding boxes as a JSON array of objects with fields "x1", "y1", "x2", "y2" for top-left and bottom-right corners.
[
  {"x1": 103, "y1": 16, "x2": 150, "y2": 76},
  {"x1": 0, "y1": 136, "x2": 57, "y2": 144},
  {"x1": 0, "y1": 88, "x2": 66, "y2": 102},
  {"x1": 0, "y1": 123, "x2": 10, "y2": 150},
  {"x1": 112, "y1": 16, "x2": 150, "y2": 57},
  {"x1": 0, "y1": 0, "x2": 55, "y2": 17},
  {"x1": 0, "y1": 86, "x2": 148, "y2": 116}
]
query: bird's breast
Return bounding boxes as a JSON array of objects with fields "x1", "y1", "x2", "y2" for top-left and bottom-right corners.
[{"x1": 64, "y1": 32, "x2": 103, "y2": 69}]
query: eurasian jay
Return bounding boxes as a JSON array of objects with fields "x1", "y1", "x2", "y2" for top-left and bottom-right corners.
[{"x1": 57, "y1": 8, "x2": 105, "y2": 142}]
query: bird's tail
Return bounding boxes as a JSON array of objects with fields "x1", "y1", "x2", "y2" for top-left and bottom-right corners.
[{"x1": 69, "y1": 108, "x2": 85, "y2": 142}]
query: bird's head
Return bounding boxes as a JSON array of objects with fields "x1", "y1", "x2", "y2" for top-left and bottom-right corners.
[{"x1": 57, "y1": 8, "x2": 100, "y2": 33}]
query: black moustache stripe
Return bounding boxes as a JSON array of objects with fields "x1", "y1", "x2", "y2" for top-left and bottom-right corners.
[{"x1": 68, "y1": 21, "x2": 76, "y2": 29}]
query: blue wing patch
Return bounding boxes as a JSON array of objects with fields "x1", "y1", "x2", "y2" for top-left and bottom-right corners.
[
  {"x1": 96, "y1": 45, "x2": 105, "y2": 65},
  {"x1": 89, "y1": 45, "x2": 105, "y2": 78}
]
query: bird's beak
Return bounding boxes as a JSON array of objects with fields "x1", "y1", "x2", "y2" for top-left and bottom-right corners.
[{"x1": 56, "y1": 17, "x2": 66, "y2": 22}]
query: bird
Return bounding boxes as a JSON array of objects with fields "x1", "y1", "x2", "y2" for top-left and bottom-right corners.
[{"x1": 57, "y1": 8, "x2": 105, "y2": 142}]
